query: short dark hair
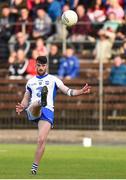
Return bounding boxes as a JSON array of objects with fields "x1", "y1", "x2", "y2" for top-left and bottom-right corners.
[
  {"x1": 2, "y1": 5, "x2": 9, "y2": 9},
  {"x1": 36, "y1": 56, "x2": 47, "y2": 64}
]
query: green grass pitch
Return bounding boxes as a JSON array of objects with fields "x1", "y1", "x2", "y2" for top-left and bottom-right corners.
[{"x1": 0, "y1": 144, "x2": 126, "y2": 179}]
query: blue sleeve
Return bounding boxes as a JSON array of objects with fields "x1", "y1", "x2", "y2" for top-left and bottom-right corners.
[
  {"x1": 49, "y1": 2, "x2": 61, "y2": 21},
  {"x1": 55, "y1": 3, "x2": 61, "y2": 18},
  {"x1": 70, "y1": 57, "x2": 80, "y2": 78}
]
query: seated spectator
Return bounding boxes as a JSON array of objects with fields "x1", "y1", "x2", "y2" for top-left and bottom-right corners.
[
  {"x1": 58, "y1": 47, "x2": 80, "y2": 79},
  {"x1": 70, "y1": 5, "x2": 93, "y2": 42},
  {"x1": 93, "y1": 29, "x2": 115, "y2": 63},
  {"x1": 26, "y1": 49, "x2": 38, "y2": 79},
  {"x1": 9, "y1": 32, "x2": 30, "y2": 57},
  {"x1": 103, "y1": 12, "x2": 121, "y2": 33},
  {"x1": 27, "y1": 0, "x2": 47, "y2": 19},
  {"x1": 106, "y1": 0, "x2": 124, "y2": 22},
  {"x1": 8, "y1": 49, "x2": 29, "y2": 79},
  {"x1": 0, "y1": 5, "x2": 14, "y2": 42},
  {"x1": 32, "y1": 8, "x2": 52, "y2": 39},
  {"x1": 87, "y1": 0, "x2": 106, "y2": 23},
  {"x1": 9, "y1": 0, "x2": 26, "y2": 22},
  {"x1": 14, "y1": 7, "x2": 33, "y2": 39},
  {"x1": 0, "y1": 5, "x2": 14, "y2": 61},
  {"x1": 87, "y1": 0, "x2": 107, "y2": 34},
  {"x1": 48, "y1": 44, "x2": 61, "y2": 75},
  {"x1": 109, "y1": 56, "x2": 126, "y2": 86},
  {"x1": 34, "y1": 37, "x2": 48, "y2": 56}
]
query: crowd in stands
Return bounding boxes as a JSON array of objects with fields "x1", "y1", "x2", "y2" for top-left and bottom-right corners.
[{"x1": 0, "y1": 0, "x2": 126, "y2": 83}]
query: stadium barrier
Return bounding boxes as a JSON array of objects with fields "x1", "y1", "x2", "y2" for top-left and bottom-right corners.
[{"x1": 0, "y1": 79, "x2": 126, "y2": 130}]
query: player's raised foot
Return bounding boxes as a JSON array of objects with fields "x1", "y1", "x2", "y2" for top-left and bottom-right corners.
[
  {"x1": 41, "y1": 86, "x2": 48, "y2": 107},
  {"x1": 31, "y1": 169, "x2": 37, "y2": 175}
]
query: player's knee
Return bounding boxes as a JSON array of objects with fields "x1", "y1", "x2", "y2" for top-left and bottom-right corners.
[{"x1": 37, "y1": 136, "x2": 45, "y2": 146}]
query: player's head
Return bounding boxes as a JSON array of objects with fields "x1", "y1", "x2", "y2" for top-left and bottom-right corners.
[{"x1": 36, "y1": 56, "x2": 48, "y2": 76}]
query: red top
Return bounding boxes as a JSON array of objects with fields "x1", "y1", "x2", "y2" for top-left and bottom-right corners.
[{"x1": 26, "y1": 59, "x2": 37, "y2": 75}]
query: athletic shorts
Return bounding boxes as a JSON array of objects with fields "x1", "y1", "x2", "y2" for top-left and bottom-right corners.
[{"x1": 25, "y1": 107, "x2": 54, "y2": 126}]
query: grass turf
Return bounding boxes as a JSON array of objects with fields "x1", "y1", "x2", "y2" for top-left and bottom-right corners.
[{"x1": 0, "y1": 144, "x2": 126, "y2": 179}]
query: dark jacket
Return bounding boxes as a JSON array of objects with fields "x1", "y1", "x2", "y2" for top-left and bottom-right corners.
[{"x1": 48, "y1": 54, "x2": 60, "y2": 75}]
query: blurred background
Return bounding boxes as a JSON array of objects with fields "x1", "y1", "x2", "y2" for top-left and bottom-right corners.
[{"x1": 1, "y1": 0, "x2": 126, "y2": 146}]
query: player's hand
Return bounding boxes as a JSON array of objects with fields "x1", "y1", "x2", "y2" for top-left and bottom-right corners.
[
  {"x1": 16, "y1": 103, "x2": 25, "y2": 115},
  {"x1": 82, "y1": 83, "x2": 91, "y2": 94}
]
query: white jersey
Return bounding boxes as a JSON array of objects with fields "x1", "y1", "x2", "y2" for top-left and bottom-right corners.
[{"x1": 26, "y1": 74, "x2": 69, "y2": 111}]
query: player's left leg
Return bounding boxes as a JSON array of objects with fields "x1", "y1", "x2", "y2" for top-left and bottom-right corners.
[{"x1": 31, "y1": 120, "x2": 51, "y2": 175}]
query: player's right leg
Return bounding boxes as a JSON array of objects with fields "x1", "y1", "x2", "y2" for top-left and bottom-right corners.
[
  {"x1": 26, "y1": 86, "x2": 48, "y2": 119},
  {"x1": 41, "y1": 86, "x2": 48, "y2": 107},
  {"x1": 31, "y1": 120, "x2": 51, "y2": 174}
]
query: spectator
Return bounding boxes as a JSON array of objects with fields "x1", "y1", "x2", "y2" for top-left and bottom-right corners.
[
  {"x1": 47, "y1": 0, "x2": 62, "y2": 22},
  {"x1": 87, "y1": 0, "x2": 106, "y2": 23},
  {"x1": 32, "y1": 8, "x2": 52, "y2": 39},
  {"x1": 14, "y1": 7, "x2": 33, "y2": 38},
  {"x1": 0, "y1": 5, "x2": 14, "y2": 61},
  {"x1": 109, "y1": 56, "x2": 126, "y2": 86},
  {"x1": 34, "y1": 37, "x2": 48, "y2": 56},
  {"x1": 8, "y1": 49, "x2": 29, "y2": 79},
  {"x1": 48, "y1": 44, "x2": 61, "y2": 75},
  {"x1": 27, "y1": 0, "x2": 47, "y2": 19},
  {"x1": 10, "y1": 32, "x2": 30, "y2": 56},
  {"x1": 27, "y1": 0, "x2": 46, "y2": 10},
  {"x1": 0, "y1": 5, "x2": 14, "y2": 42},
  {"x1": 87, "y1": 0, "x2": 107, "y2": 34},
  {"x1": 103, "y1": 11, "x2": 122, "y2": 40},
  {"x1": 93, "y1": 29, "x2": 115, "y2": 63},
  {"x1": 58, "y1": 47, "x2": 80, "y2": 79},
  {"x1": 26, "y1": 49, "x2": 38, "y2": 79},
  {"x1": 70, "y1": 5, "x2": 93, "y2": 42},
  {"x1": 9, "y1": 0, "x2": 26, "y2": 22},
  {"x1": 107, "y1": 0, "x2": 124, "y2": 22}
]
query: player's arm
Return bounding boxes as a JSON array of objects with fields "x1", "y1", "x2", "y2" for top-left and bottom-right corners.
[
  {"x1": 16, "y1": 91, "x2": 30, "y2": 115},
  {"x1": 59, "y1": 83, "x2": 91, "y2": 96}
]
